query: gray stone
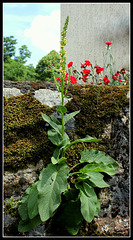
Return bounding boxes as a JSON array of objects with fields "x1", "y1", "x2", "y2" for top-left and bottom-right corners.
[
  {"x1": 4, "y1": 214, "x2": 16, "y2": 227},
  {"x1": 26, "y1": 224, "x2": 46, "y2": 236},
  {"x1": 3, "y1": 87, "x2": 22, "y2": 97},
  {"x1": 34, "y1": 89, "x2": 72, "y2": 107}
]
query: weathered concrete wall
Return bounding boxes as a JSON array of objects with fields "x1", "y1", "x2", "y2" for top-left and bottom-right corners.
[{"x1": 61, "y1": 3, "x2": 130, "y2": 72}]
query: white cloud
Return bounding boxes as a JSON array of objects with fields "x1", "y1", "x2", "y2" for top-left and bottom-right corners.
[{"x1": 24, "y1": 10, "x2": 60, "y2": 53}]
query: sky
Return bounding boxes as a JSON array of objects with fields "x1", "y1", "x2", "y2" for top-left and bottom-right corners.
[{"x1": 3, "y1": 3, "x2": 60, "y2": 67}]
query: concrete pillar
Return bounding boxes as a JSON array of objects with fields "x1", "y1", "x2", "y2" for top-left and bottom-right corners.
[{"x1": 61, "y1": 3, "x2": 130, "y2": 74}]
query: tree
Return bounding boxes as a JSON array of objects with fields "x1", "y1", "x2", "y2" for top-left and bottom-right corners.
[
  {"x1": 4, "y1": 59, "x2": 36, "y2": 81},
  {"x1": 18, "y1": 45, "x2": 31, "y2": 63},
  {"x1": 4, "y1": 59, "x2": 26, "y2": 81},
  {"x1": 4, "y1": 36, "x2": 17, "y2": 62},
  {"x1": 35, "y1": 50, "x2": 60, "y2": 81}
]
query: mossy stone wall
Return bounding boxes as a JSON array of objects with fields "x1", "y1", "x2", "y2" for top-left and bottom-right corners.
[
  {"x1": 4, "y1": 93, "x2": 55, "y2": 170},
  {"x1": 3, "y1": 84, "x2": 130, "y2": 236},
  {"x1": 4, "y1": 85, "x2": 129, "y2": 172}
]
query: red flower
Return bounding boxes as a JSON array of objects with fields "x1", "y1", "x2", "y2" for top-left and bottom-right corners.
[
  {"x1": 64, "y1": 73, "x2": 68, "y2": 82},
  {"x1": 121, "y1": 68, "x2": 125, "y2": 75},
  {"x1": 115, "y1": 72, "x2": 120, "y2": 76},
  {"x1": 103, "y1": 76, "x2": 110, "y2": 85},
  {"x1": 68, "y1": 61, "x2": 73, "y2": 68},
  {"x1": 112, "y1": 75, "x2": 117, "y2": 80},
  {"x1": 81, "y1": 63, "x2": 85, "y2": 68},
  {"x1": 70, "y1": 76, "x2": 77, "y2": 84},
  {"x1": 104, "y1": 79, "x2": 110, "y2": 85},
  {"x1": 82, "y1": 74, "x2": 87, "y2": 82},
  {"x1": 106, "y1": 42, "x2": 112, "y2": 45},
  {"x1": 48, "y1": 65, "x2": 51, "y2": 68},
  {"x1": 56, "y1": 77, "x2": 60, "y2": 82},
  {"x1": 83, "y1": 69, "x2": 91, "y2": 75},
  {"x1": 84, "y1": 60, "x2": 92, "y2": 67},
  {"x1": 95, "y1": 65, "x2": 103, "y2": 74}
]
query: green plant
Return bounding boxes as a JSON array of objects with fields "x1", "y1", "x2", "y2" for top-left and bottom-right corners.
[
  {"x1": 18, "y1": 16, "x2": 119, "y2": 235},
  {"x1": 69, "y1": 42, "x2": 129, "y2": 86},
  {"x1": 35, "y1": 50, "x2": 60, "y2": 81},
  {"x1": 6, "y1": 198, "x2": 21, "y2": 210}
]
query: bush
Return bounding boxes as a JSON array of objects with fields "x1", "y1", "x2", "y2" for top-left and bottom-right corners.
[
  {"x1": 35, "y1": 50, "x2": 60, "y2": 81},
  {"x1": 4, "y1": 59, "x2": 36, "y2": 81}
]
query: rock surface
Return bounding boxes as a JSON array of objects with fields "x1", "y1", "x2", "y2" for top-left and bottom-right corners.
[
  {"x1": 95, "y1": 216, "x2": 130, "y2": 236},
  {"x1": 34, "y1": 89, "x2": 71, "y2": 107},
  {"x1": 3, "y1": 87, "x2": 22, "y2": 97}
]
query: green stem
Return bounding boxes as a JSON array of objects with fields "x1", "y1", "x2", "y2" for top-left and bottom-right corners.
[
  {"x1": 62, "y1": 113, "x2": 64, "y2": 140},
  {"x1": 69, "y1": 162, "x2": 85, "y2": 172},
  {"x1": 69, "y1": 171, "x2": 81, "y2": 176}
]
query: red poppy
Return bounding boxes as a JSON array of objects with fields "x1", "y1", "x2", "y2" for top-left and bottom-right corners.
[
  {"x1": 83, "y1": 69, "x2": 91, "y2": 75},
  {"x1": 82, "y1": 74, "x2": 87, "y2": 82},
  {"x1": 112, "y1": 75, "x2": 117, "y2": 80},
  {"x1": 56, "y1": 77, "x2": 61, "y2": 82},
  {"x1": 68, "y1": 61, "x2": 73, "y2": 68},
  {"x1": 64, "y1": 73, "x2": 68, "y2": 82},
  {"x1": 81, "y1": 63, "x2": 85, "y2": 68},
  {"x1": 70, "y1": 76, "x2": 77, "y2": 84},
  {"x1": 103, "y1": 76, "x2": 110, "y2": 85},
  {"x1": 95, "y1": 65, "x2": 103, "y2": 74},
  {"x1": 121, "y1": 68, "x2": 125, "y2": 74},
  {"x1": 106, "y1": 42, "x2": 112, "y2": 45},
  {"x1": 84, "y1": 60, "x2": 92, "y2": 67},
  {"x1": 115, "y1": 72, "x2": 120, "y2": 76}
]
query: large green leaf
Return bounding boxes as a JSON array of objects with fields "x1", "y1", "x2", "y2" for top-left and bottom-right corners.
[
  {"x1": 80, "y1": 163, "x2": 117, "y2": 176},
  {"x1": 28, "y1": 182, "x2": 39, "y2": 219},
  {"x1": 80, "y1": 149, "x2": 119, "y2": 169},
  {"x1": 48, "y1": 128, "x2": 70, "y2": 147},
  {"x1": 64, "y1": 110, "x2": 80, "y2": 125},
  {"x1": 50, "y1": 115, "x2": 61, "y2": 125},
  {"x1": 65, "y1": 135, "x2": 101, "y2": 150},
  {"x1": 18, "y1": 185, "x2": 32, "y2": 221},
  {"x1": 57, "y1": 105, "x2": 67, "y2": 114},
  {"x1": 18, "y1": 214, "x2": 41, "y2": 232},
  {"x1": 18, "y1": 183, "x2": 41, "y2": 232},
  {"x1": 77, "y1": 172, "x2": 109, "y2": 188},
  {"x1": 57, "y1": 199, "x2": 83, "y2": 235},
  {"x1": 48, "y1": 128, "x2": 62, "y2": 146},
  {"x1": 41, "y1": 112, "x2": 62, "y2": 136},
  {"x1": 37, "y1": 163, "x2": 69, "y2": 222},
  {"x1": 76, "y1": 182, "x2": 100, "y2": 222}
]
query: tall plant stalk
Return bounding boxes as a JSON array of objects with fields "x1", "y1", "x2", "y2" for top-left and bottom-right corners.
[{"x1": 18, "y1": 16, "x2": 119, "y2": 236}]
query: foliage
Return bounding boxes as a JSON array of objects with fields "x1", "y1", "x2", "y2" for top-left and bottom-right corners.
[
  {"x1": 18, "y1": 45, "x2": 31, "y2": 64},
  {"x1": 18, "y1": 16, "x2": 119, "y2": 235},
  {"x1": 4, "y1": 36, "x2": 17, "y2": 62},
  {"x1": 35, "y1": 50, "x2": 60, "y2": 81},
  {"x1": 3, "y1": 36, "x2": 35, "y2": 81},
  {"x1": 4, "y1": 59, "x2": 36, "y2": 81}
]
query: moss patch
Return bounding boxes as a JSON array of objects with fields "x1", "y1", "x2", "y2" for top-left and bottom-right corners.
[
  {"x1": 66, "y1": 85, "x2": 129, "y2": 138},
  {"x1": 4, "y1": 93, "x2": 55, "y2": 170}
]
